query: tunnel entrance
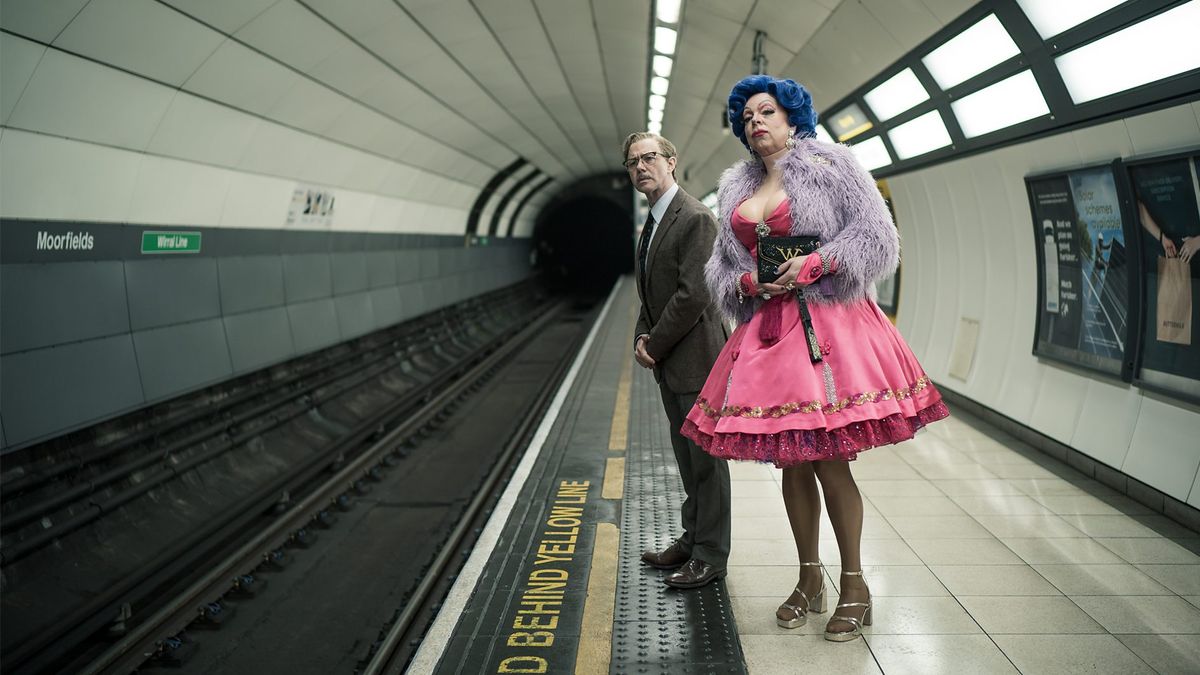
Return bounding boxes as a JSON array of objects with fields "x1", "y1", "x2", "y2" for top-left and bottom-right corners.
[{"x1": 532, "y1": 174, "x2": 634, "y2": 295}]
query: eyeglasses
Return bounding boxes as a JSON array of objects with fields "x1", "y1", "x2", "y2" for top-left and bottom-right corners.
[{"x1": 623, "y1": 151, "x2": 667, "y2": 169}]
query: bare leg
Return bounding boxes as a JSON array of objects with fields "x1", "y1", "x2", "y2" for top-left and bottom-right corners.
[
  {"x1": 776, "y1": 463, "x2": 825, "y2": 623},
  {"x1": 813, "y1": 460, "x2": 869, "y2": 635}
]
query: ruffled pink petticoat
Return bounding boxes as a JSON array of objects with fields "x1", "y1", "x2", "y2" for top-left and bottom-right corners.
[{"x1": 681, "y1": 202, "x2": 948, "y2": 467}]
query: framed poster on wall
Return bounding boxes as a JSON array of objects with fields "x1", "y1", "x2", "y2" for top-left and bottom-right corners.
[
  {"x1": 1026, "y1": 163, "x2": 1134, "y2": 379},
  {"x1": 875, "y1": 179, "x2": 901, "y2": 318},
  {"x1": 1120, "y1": 149, "x2": 1200, "y2": 404}
]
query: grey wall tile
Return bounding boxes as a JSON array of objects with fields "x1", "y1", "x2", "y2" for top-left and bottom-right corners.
[
  {"x1": 366, "y1": 251, "x2": 396, "y2": 288},
  {"x1": 133, "y1": 319, "x2": 233, "y2": 401},
  {"x1": 335, "y1": 292, "x2": 375, "y2": 339},
  {"x1": 398, "y1": 283, "x2": 424, "y2": 320},
  {"x1": 125, "y1": 258, "x2": 222, "y2": 331},
  {"x1": 419, "y1": 248, "x2": 440, "y2": 279},
  {"x1": 287, "y1": 299, "x2": 340, "y2": 354},
  {"x1": 0, "y1": 261, "x2": 129, "y2": 354},
  {"x1": 219, "y1": 255, "x2": 285, "y2": 314},
  {"x1": 0, "y1": 334, "x2": 144, "y2": 446},
  {"x1": 370, "y1": 287, "x2": 402, "y2": 327},
  {"x1": 224, "y1": 307, "x2": 294, "y2": 373},
  {"x1": 283, "y1": 253, "x2": 332, "y2": 302},
  {"x1": 331, "y1": 252, "x2": 368, "y2": 295},
  {"x1": 395, "y1": 250, "x2": 421, "y2": 283}
]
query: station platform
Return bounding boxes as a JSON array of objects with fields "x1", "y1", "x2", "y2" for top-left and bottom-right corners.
[{"x1": 410, "y1": 277, "x2": 1200, "y2": 675}]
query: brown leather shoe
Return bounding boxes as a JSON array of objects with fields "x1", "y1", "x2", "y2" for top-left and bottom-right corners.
[
  {"x1": 641, "y1": 540, "x2": 689, "y2": 570},
  {"x1": 663, "y1": 558, "x2": 726, "y2": 589}
]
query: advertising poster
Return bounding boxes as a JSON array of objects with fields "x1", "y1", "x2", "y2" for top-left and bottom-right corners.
[
  {"x1": 1127, "y1": 154, "x2": 1200, "y2": 401},
  {"x1": 1028, "y1": 166, "x2": 1129, "y2": 377},
  {"x1": 285, "y1": 186, "x2": 336, "y2": 228}
]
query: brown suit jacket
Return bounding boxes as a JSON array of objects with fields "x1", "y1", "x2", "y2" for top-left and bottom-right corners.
[{"x1": 635, "y1": 186, "x2": 729, "y2": 393}]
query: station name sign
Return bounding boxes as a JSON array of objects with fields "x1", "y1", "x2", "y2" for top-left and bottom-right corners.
[{"x1": 36, "y1": 230, "x2": 95, "y2": 251}]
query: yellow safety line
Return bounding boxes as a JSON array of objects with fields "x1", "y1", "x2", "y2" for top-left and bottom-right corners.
[
  {"x1": 601, "y1": 457, "x2": 625, "y2": 500},
  {"x1": 608, "y1": 297, "x2": 637, "y2": 452},
  {"x1": 573, "y1": 522, "x2": 619, "y2": 675}
]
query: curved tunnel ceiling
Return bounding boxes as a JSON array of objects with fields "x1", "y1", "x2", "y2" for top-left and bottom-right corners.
[{"x1": 0, "y1": 0, "x2": 977, "y2": 234}]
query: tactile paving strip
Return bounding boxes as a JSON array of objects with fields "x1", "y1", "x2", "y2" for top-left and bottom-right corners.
[{"x1": 613, "y1": 371, "x2": 746, "y2": 674}]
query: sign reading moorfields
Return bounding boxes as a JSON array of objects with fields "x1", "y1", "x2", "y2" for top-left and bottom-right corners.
[
  {"x1": 1125, "y1": 151, "x2": 1200, "y2": 403},
  {"x1": 1027, "y1": 165, "x2": 1132, "y2": 378}
]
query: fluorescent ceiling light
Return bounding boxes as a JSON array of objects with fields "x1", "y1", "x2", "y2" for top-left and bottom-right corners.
[
  {"x1": 850, "y1": 136, "x2": 892, "y2": 172},
  {"x1": 952, "y1": 70, "x2": 1050, "y2": 137},
  {"x1": 888, "y1": 110, "x2": 952, "y2": 159},
  {"x1": 863, "y1": 68, "x2": 929, "y2": 122},
  {"x1": 649, "y1": 94, "x2": 666, "y2": 111},
  {"x1": 814, "y1": 124, "x2": 834, "y2": 144},
  {"x1": 653, "y1": 55, "x2": 674, "y2": 78},
  {"x1": 827, "y1": 103, "x2": 873, "y2": 142},
  {"x1": 648, "y1": 108, "x2": 663, "y2": 123},
  {"x1": 1016, "y1": 0, "x2": 1126, "y2": 39},
  {"x1": 656, "y1": 0, "x2": 682, "y2": 24},
  {"x1": 923, "y1": 15, "x2": 1020, "y2": 89},
  {"x1": 648, "y1": 120, "x2": 662, "y2": 134},
  {"x1": 1056, "y1": 2, "x2": 1200, "y2": 104},
  {"x1": 650, "y1": 76, "x2": 670, "y2": 96},
  {"x1": 655, "y1": 27, "x2": 677, "y2": 54}
]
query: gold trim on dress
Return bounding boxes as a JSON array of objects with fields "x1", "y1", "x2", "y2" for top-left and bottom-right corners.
[{"x1": 696, "y1": 376, "x2": 932, "y2": 420}]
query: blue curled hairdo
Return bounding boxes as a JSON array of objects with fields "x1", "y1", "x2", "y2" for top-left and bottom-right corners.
[{"x1": 728, "y1": 75, "x2": 819, "y2": 151}]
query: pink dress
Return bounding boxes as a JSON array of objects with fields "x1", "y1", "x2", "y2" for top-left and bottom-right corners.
[{"x1": 681, "y1": 200, "x2": 949, "y2": 466}]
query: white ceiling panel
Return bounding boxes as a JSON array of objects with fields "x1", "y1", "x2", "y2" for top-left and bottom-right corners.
[
  {"x1": 918, "y1": 0, "x2": 978, "y2": 25},
  {"x1": 473, "y1": 0, "x2": 605, "y2": 173},
  {"x1": 594, "y1": 0, "x2": 651, "y2": 155},
  {"x1": 184, "y1": 40, "x2": 301, "y2": 117},
  {"x1": 9, "y1": 48, "x2": 174, "y2": 151},
  {"x1": 1, "y1": 32, "x2": 46, "y2": 126},
  {"x1": 0, "y1": 0, "x2": 90, "y2": 43},
  {"x1": 147, "y1": 92, "x2": 262, "y2": 167},
  {"x1": 860, "y1": 0, "x2": 945, "y2": 50},
  {"x1": 53, "y1": 0, "x2": 225, "y2": 86},
  {"x1": 160, "y1": 0, "x2": 281, "y2": 34},
  {"x1": 267, "y1": 77, "x2": 355, "y2": 135},
  {"x1": 746, "y1": 0, "x2": 830, "y2": 55},
  {"x1": 235, "y1": 1, "x2": 344, "y2": 73}
]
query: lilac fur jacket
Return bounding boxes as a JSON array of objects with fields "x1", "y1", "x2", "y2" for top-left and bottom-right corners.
[{"x1": 705, "y1": 138, "x2": 899, "y2": 325}]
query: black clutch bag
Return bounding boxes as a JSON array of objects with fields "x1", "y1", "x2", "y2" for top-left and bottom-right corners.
[{"x1": 757, "y1": 234, "x2": 820, "y2": 283}]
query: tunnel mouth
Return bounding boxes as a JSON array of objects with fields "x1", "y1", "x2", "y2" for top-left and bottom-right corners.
[{"x1": 533, "y1": 193, "x2": 632, "y2": 295}]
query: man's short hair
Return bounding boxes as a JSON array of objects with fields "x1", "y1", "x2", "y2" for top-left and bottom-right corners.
[{"x1": 621, "y1": 132, "x2": 677, "y2": 162}]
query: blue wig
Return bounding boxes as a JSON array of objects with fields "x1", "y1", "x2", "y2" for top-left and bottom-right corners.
[{"x1": 728, "y1": 75, "x2": 818, "y2": 150}]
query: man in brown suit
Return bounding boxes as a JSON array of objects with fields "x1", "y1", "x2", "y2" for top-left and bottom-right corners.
[{"x1": 625, "y1": 131, "x2": 731, "y2": 589}]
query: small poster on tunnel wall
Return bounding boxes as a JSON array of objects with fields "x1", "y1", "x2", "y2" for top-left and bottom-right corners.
[
  {"x1": 1027, "y1": 165, "x2": 1131, "y2": 379},
  {"x1": 285, "y1": 185, "x2": 336, "y2": 229},
  {"x1": 1125, "y1": 151, "x2": 1200, "y2": 403}
]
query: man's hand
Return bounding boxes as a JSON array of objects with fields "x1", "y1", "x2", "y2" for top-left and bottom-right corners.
[{"x1": 634, "y1": 335, "x2": 656, "y2": 369}]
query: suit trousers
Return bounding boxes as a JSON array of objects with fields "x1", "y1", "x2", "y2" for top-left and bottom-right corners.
[{"x1": 657, "y1": 382, "x2": 731, "y2": 567}]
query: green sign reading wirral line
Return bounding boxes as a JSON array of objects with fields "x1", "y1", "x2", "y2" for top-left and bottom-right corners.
[{"x1": 141, "y1": 231, "x2": 202, "y2": 254}]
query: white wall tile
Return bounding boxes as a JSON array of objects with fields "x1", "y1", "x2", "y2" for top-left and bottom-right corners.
[
  {"x1": 1123, "y1": 397, "x2": 1200, "y2": 502},
  {"x1": 147, "y1": 91, "x2": 262, "y2": 168},
  {"x1": 54, "y1": 0, "x2": 224, "y2": 86},
  {"x1": 1070, "y1": 378, "x2": 1140, "y2": 470},
  {"x1": 0, "y1": 0, "x2": 91, "y2": 42},
  {"x1": 220, "y1": 173, "x2": 295, "y2": 229},
  {"x1": 1125, "y1": 106, "x2": 1200, "y2": 156},
  {"x1": 127, "y1": 155, "x2": 232, "y2": 226},
  {"x1": 9, "y1": 48, "x2": 174, "y2": 151},
  {"x1": 1, "y1": 32, "x2": 46, "y2": 125},
  {"x1": 0, "y1": 130, "x2": 138, "y2": 221}
]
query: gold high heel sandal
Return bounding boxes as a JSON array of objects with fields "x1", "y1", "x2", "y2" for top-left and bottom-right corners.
[
  {"x1": 776, "y1": 561, "x2": 827, "y2": 629},
  {"x1": 825, "y1": 570, "x2": 872, "y2": 642}
]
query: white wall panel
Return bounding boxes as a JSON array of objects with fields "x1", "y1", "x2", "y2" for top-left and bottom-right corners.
[
  {"x1": 0, "y1": 130, "x2": 139, "y2": 221},
  {"x1": 1124, "y1": 397, "x2": 1200, "y2": 502},
  {"x1": 1071, "y1": 378, "x2": 1141, "y2": 470},
  {"x1": 0, "y1": 0, "x2": 91, "y2": 42},
  {"x1": 1, "y1": 33, "x2": 46, "y2": 125},
  {"x1": 160, "y1": 0, "x2": 280, "y2": 34},
  {"x1": 1189, "y1": 468, "x2": 1200, "y2": 509},
  {"x1": 891, "y1": 101, "x2": 1200, "y2": 502},
  {"x1": 9, "y1": 48, "x2": 174, "y2": 151},
  {"x1": 127, "y1": 155, "x2": 233, "y2": 226},
  {"x1": 184, "y1": 40, "x2": 300, "y2": 117},
  {"x1": 235, "y1": 0, "x2": 343, "y2": 73},
  {"x1": 236, "y1": 122, "x2": 321, "y2": 180},
  {"x1": 267, "y1": 77, "x2": 354, "y2": 133},
  {"x1": 1125, "y1": 105, "x2": 1200, "y2": 156},
  {"x1": 148, "y1": 92, "x2": 262, "y2": 167},
  {"x1": 219, "y1": 172, "x2": 294, "y2": 228},
  {"x1": 54, "y1": 0, "x2": 224, "y2": 86}
]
